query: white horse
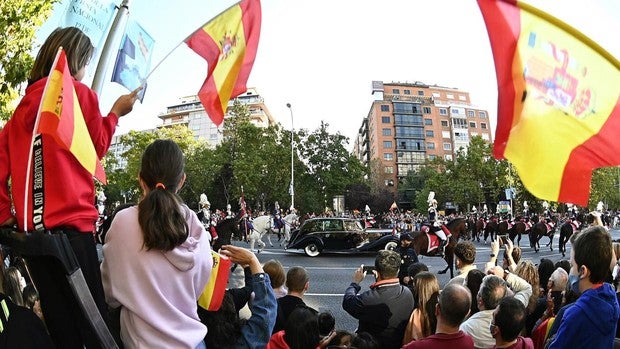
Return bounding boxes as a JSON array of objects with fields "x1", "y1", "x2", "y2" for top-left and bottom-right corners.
[{"x1": 248, "y1": 213, "x2": 299, "y2": 252}]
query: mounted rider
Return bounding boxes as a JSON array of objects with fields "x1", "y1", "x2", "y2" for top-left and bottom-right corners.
[
  {"x1": 273, "y1": 201, "x2": 284, "y2": 229},
  {"x1": 237, "y1": 192, "x2": 252, "y2": 242},
  {"x1": 427, "y1": 191, "x2": 450, "y2": 256}
]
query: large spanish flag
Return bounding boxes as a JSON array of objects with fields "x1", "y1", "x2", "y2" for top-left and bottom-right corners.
[
  {"x1": 185, "y1": 0, "x2": 261, "y2": 126},
  {"x1": 36, "y1": 48, "x2": 107, "y2": 183},
  {"x1": 478, "y1": 0, "x2": 620, "y2": 206}
]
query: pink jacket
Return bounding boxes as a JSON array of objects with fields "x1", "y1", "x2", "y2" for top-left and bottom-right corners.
[{"x1": 101, "y1": 205, "x2": 212, "y2": 349}]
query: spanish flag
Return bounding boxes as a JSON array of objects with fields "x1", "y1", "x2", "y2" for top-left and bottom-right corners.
[
  {"x1": 198, "y1": 251, "x2": 231, "y2": 311},
  {"x1": 478, "y1": 0, "x2": 620, "y2": 206},
  {"x1": 36, "y1": 48, "x2": 107, "y2": 183},
  {"x1": 185, "y1": 0, "x2": 261, "y2": 126}
]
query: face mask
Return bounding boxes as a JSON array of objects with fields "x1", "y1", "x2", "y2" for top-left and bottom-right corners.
[{"x1": 568, "y1": 273, "x2": 581, "y2": 294}]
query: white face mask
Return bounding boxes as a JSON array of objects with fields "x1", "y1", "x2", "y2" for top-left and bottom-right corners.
[{"x1": 19, "y1": 276, "x2": 27, "y2": 291}]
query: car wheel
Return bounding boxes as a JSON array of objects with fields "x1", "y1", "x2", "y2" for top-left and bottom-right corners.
[
  {"x1": 384, "y1": 241, "x2": 398, "y2": 251},
  {"x1": 304, "y1": 242, "x2": 321, "y2": 257}
]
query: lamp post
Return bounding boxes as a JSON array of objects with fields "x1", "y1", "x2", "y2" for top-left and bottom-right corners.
[{"x1": 286, "y1": 103, "x2": 295, "y2": 211}]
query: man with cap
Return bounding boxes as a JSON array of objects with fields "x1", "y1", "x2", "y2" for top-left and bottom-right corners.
[{"x1": 397, "y1": 232, "x2": 418, "y2": 285}]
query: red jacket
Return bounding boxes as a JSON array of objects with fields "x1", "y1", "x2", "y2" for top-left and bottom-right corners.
[{"x1": 0, "y1": 77, "x2": 118, "y2": 232}]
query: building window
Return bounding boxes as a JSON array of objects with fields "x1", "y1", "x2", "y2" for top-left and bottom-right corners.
[
  {"x1": 442, "y1": 131, "x2": 451, "y2": 139},
  {"x1": 392, "y1": 89, "x2": 400, "y2": 94},
  {"x1": 481, "y1": 123, "x2": 487, "y2": 129},
  {"x1": 482, "y1": 133, "x2": 490, "y2": 141},
  {"x1": 471, "y1": 132, "x2": 479, "y2": 137},
  {"x1": 380, "y1": 105, "x2": 389, "y2": 112},
  {"x1": 382, "y1": 116, "x2": 391, "y2": 123},
  {"x1": 479, "y1": 111, "x2": 487, "y2": 118},
  {"x1": 382, "y1": 128, "x2": 392, "y2": 136},
  {"x1": 445, "y1": 154, "x2": 453, "y2": 161},
  {"x1": 398, "y1": 139, "x2": 426, "y2": 150},
  {"x1": 383, "y1": 141, "x2": 393, "y2": 148},
  {"x1": 467, "y1": 110, "x2": 475, "y2": 117},
  {"x1": 447, "y1": 94, "x2": 454, "y2": 99},
  {"x1": 453, "y1": 118, "x2": 467, "y2": 129},
  {"x1": 441, "y1": 120, "x2": 449, "y2": 127},
  {"x1": 418, "y1": 91, "x2": 424, "y2": 96},
  {"x1": 459, "y1": 95, "x2": 467, "y2": 101},
  {"x1": 426, "y1": 142, "x2": 435, "y2": 149},
  {"x1": 404, "y1": 89, "x2": 411, "y2": 95},
  {"x1": 423, "y1": 107, "x2": 431, "y2": 114},
  {"x1": 384, "y1": 166, "x2": 394, "y2": 174},
  {"x1": 439, "y1": 108, "x2": 448, "y2": 115},
  {"x1": 384, "y1": 153, "x2": 393, "y2": 161},
  {"x1": 432, "y1": 92, "x2": 440, "y2": 98},
  {"x1": 428, "y1": 154, "x2": 437, "y2": 160},
  {"x1": 443, "y1": 143, "x2": 452, "y2": 150},
  {"x1": 425, "y1": 130, "x2": 434, "y2": 137},
  {"x1": 469, "y1": 121, "x2": 477, "y2": 128},
  {"x1": 424, "y1": 118, "x2": 433, "y2": 126}
]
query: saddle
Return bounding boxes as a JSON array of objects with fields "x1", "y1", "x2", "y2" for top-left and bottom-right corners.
[
  {"x1": 545, "y1": 221, "x2": 555, "y2": 232},
  {"x1": 569, "y1": 220, "x2": 581, "y2": 232}
]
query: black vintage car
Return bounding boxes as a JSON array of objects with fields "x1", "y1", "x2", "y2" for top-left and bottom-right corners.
[{"x1": 286, "y1": 217, "x2": 399, "y2": 257}]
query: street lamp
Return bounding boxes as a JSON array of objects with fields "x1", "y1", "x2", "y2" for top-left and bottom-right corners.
[{"x1": 286, "y1": 103, "x2": 295, "y2": 211}]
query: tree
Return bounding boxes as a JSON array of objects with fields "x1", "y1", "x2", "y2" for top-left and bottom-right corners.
[
  {"x1": 0, "y1": 0, "x2": 59, "y2": 121},
  {"x1": 296, "y1": 121, "x2": 367, "y2": 213},
  {"x1": 103, "y1": 125, "x2": 206, "y2": 209}
]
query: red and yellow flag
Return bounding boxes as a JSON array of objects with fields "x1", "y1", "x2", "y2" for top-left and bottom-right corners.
[
  {"x1": 37, "y1": 48, "x2": 107, "y2": 183},
  {"x1": 185, "y1": 0, "x2": 261, "y2": 126},
  {"x1": 478, "y1": 0, "x2": 620, "y2": 206},
  {"x1": 198, "y1": 251, "x2": 231, "y2": 311}
]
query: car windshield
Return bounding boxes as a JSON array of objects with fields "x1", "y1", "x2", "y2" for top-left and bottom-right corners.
[{"x1": 344, "y1": 221, "x2": 362, "y2": 231}]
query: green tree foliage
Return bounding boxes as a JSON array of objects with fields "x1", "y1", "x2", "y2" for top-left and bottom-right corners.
[
  {"x1": 0, "y1": 0, "x2": 59, "y2": 121},
  {"x1": 590, "y1": 167, "x2": 620, "y2": 210},
  {"x1": 103, "y1": 125, "x2": 207, "y2": 207},
  {"x1": 296, "y1": 121, "x2": 367, "y2": 213}
]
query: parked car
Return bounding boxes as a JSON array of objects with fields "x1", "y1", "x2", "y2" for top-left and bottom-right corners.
[{"x1": 286, "y1": 217, "x2": 399, "y2": 257}]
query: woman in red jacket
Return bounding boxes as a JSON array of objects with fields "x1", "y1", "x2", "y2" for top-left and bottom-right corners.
[{"x1": 0, "y1": 27, "x2": 140, "y2": 349}]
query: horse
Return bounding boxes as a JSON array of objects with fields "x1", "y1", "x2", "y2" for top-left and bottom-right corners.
[
  {"x1": 507, "y1": 220, "x2": 527, "y2": 247},
  {"x1": 247, "y1": 214, "x2": 296, "y2": 252},
  {"x1": 473, "y1": 217, "x2": 485, "y2": 242},
  {"x1": 529, "y1": 216, "x2": 557, "y2": 253},
  {"x1": 483, "y1": 216, "x2": 499, "y2": 243},
  {"x1": 409, "y1": 217, "x2": 467, "y2": 278},
  {"x1": 212, "y1": 217, "x2": 241, "y2": 252},
  {"x1": 558, "y1": 216, "x2": 583, "y2": 257}
]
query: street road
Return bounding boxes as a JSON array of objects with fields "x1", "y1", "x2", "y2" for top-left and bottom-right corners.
[{"x1": 230, "y1": 228, "x2": 620, "y2": 334}]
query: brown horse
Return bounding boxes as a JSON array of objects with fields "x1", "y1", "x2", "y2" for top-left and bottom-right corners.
[
  {"x1": 410, "y1": 217, "x2": 466, "y2": 278},
  {"x1": 474, "y1": 217, "x2": 485, "y2": 242},
  {"x1": 529, "y1": 216, "x2": 557, "y2": 252},
  {"x1": 507, "y1": 221, "x2": 527, "y2": 247},
  {"x1": 484, "y1": 217, "x2": 499, "y2": 243},
  {"x1": 558, "y1": 213, "x2": 588, "y2": 257}
]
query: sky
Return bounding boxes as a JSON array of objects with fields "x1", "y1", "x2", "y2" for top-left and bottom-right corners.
[{"x1": 37, "y1": 0, "x2": 619, "y2": 148}]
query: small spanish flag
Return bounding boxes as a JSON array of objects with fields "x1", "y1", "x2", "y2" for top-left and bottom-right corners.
[
  {"x1": 478, "y1": 0, "x2": 620, "y2": 206},
  {"x1": 198, "y1": 251, "x2": 231, "y2": 311}
]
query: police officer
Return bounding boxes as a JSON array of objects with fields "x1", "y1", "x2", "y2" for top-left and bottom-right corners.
[{"x1": 396, "y1": 233, "x2": 418, "y2": 285}]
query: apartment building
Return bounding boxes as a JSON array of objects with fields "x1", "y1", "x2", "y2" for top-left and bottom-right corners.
[
  {"x1": 157, "y1": 87, "x2": 276, "y2": 146},
  {"x1": 354, "y1": 80, "x2": 493, "y2": 191}
]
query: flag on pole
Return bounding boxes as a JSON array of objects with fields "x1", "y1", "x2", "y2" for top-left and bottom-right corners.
[
  {"x1": 185, "y1": 0, "x2": 261, "y2": 126},
  {"x1": 37, "y1": 48, "x2": 107, "y2": 183},
  {"x1": 477, "y1": 0, "x2": 620, "y2": 206}
]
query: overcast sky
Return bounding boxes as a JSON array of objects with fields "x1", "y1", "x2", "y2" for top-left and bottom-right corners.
[{"x1": 37, "y1": 0, "x2": 619, "y2": 148}]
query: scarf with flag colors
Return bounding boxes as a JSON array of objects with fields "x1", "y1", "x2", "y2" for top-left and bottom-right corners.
[
  {"x1": 36, "y1": 48, "x2": 107, "y2": 183},
  {"x1": 477, "y1": 0, "x2": 620, "y2": 206},
  {"x1": 185, "y1": 0, "x2": 261, "y2": 126}
]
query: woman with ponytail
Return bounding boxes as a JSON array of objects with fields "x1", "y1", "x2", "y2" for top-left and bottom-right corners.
[{"x1": 101, "y1": 139, "x2": 212, "y2": 349}]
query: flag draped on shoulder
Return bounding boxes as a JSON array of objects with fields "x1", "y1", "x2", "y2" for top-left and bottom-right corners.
[
  {"x1": 477, "y1": 0, "x2": 620, "y2": 206},
  {"x1": 37, "y1": 48, "x2": 107, "y2": 183},
  {"x1": 185, "y1": 0, "x2": 261, "y2": 126}
]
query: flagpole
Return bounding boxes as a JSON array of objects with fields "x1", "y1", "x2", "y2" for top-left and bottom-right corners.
[
  {"x1": 513, "y1": 0, "x2": 619, "y2": 70},
  {"x1": 22, "y1": 49, "x2": 63, "y2": 231},
  {"x1": 92, "y1": 0, "x2": 132, "y2": 95},
  {"x1": 143, "y1": 0, "x2": 243, "y2": 83}
]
